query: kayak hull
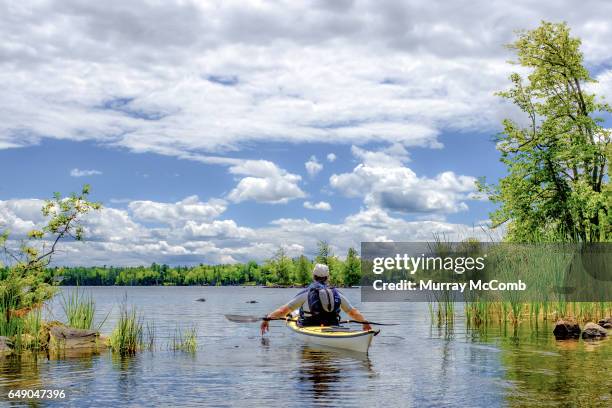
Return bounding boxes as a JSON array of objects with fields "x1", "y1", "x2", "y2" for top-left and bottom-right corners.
[{"x1": 287, "y1": 320, "x2": 375, "y2": 353}]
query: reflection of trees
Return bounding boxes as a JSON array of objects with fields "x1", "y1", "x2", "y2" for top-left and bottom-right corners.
[
  {"x1": 0, "y1": 351, "x2": 100, "y2": 404},
  {"x1": 484, "y1": 323, "x2": 612, "y2": 407}
]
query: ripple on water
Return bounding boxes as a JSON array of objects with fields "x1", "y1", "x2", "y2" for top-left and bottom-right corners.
[{"x1": 0, "y1": 286, "x2": 609, "y2": 407}]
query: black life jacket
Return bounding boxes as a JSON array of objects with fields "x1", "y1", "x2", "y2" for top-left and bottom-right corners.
[{"x1": 299, "y1": 283, "x2": 341, "y2": 326}]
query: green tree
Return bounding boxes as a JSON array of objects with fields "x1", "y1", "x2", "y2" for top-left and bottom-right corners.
[
  {"x1": 295, "y1": 255, "x2": 311, "y2": 286},
  {"x1": 271, "y1": 247, "x2": 292, "y2": 285},
  {"x1": 0, "y1": 185, "x2": 101, "y2": 334},
  {"x1": 315, "y1": 240, "x2": 332, "y2": 265},
  {"x1": 480, "y1": 21, "x2": 611, "y2": 242},
  {"x1": 342, "y1": 247, "x2": 361, "y2": 287}
]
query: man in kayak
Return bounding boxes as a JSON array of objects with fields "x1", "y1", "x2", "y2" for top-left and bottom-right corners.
[{"x1": 260, "y1": 263, "x2": 372, "y2": 335}]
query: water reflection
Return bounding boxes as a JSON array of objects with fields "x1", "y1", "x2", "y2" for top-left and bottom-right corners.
[
  {"x1": 112, "y1": 352, "x2": 143, "y2": 403},
  {"x1": 0, "y1": 287, "x2": 609, "y2": 407},
  {"x1": 0, "y1": 353, "x2": 42, "y2": 391},
  {"x1": 296, "y1": 346, "x2": 374, "y2": 406}
]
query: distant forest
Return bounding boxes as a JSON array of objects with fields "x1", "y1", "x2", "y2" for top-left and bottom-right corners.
[{"x1": 24, "y1": 243, "x2": 363, "y2": 287}]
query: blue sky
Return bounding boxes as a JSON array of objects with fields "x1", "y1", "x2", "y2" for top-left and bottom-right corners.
[
  {"x1": 0, "y1": 1, "x2": 610, "y2": 265},
  {"x1": 0, "y1": 134, "x2": 503, "y2": 228}
]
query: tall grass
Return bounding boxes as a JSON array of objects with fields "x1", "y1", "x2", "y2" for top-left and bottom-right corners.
[
  {"x1": 429, "y1": 290, "x2": 456, "y2": 325},
  {"x1": 23, "y1": 309, "x2": 42, "y2": 350},
  {"x1": 427, "y1": 240, "x2": 612, "y2": 327},
  {"x1": 144, "y1": 321, "x2": 156, "y2": 351},
  {"x1": 61, "y1": 288, "x2": 96, "y2": 330},
  {"x1": 110, "y1": 302, "x2": 143, "y2": 355},
  {"x1": 0, "y1": 283, "x2": 21, "y2": 338},
  {"x1": 170, "y1": 325, "x2": 198, "y2": 352}
]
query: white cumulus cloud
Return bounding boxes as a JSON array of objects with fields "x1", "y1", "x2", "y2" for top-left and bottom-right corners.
[
  {"x1": 303, "y1": 201, "x2": 332, "y2": 211},
  {"x1": 305, "y1": 155, "x2": 323, "y2": 177},
  {"x1": 227, "y1": 160, "x2": 305, "y2": 204},
  {"x1": 330, "y1": 146, "x2": 476, "y2": 214},
  {"x1": 0, "y1": 196, "x2": 493, "y2": 266},
  {"x1": 128, "y1": 196, "x2": 227, "y2": 225}
]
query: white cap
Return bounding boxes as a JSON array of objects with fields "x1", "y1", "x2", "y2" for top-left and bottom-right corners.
[{"x1": 312, "y1": 263, "x2": 330, "y2": 278}]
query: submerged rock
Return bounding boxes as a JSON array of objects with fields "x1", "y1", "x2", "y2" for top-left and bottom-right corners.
[
  {"x1": 48, "y1": 323, "x2": 102, "y2": 349},
  {"x1": 581, "y1": 322, "x2": 608, "y2": 339},
  {"x1": 598, "y1": 317, "x2": 612, "y2": 329},
  {"x1": 246, "y1": 300, "x2": 258, "y2": 304},
  {"x1": 195, "y1": 298, "x2": 206, "y2": 302},
  {"x1": 553, "y1": 319, "x2": 581, "y2": 339}
]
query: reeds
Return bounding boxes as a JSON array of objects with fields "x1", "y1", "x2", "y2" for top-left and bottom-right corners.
[
  {"x1": 170, "y1": 325, "x2": 198, "y2": 352},
  {"x1": 61, "y1": 287, "x2": 96, "y2": 330},
  {"x1": 429, "y1": 290, "x2": 456, "y2": 325},
  {"x1": 22, "y1": 309, "x2": 42, "y2": 350},
  {"x1": 144, "y1": 320, "x2": 156, "y2": 351},
  {"x1": 110, "y1": 302, "x2": 143, "y2": 355}
]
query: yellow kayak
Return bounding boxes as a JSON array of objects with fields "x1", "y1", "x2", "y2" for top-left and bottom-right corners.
[{"x1": 286, "y1": 320, "x2": 376, "y2": 353}]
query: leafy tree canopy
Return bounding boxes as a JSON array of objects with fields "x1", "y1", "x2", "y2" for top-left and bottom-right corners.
[{"x1": 480, "y1": 21, "x2": 611, "y2": 242}]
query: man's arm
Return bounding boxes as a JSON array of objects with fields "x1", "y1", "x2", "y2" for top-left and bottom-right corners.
[
  {"x1": 347, "y1": 308, "x2": 372, "y2": 331},
  {"x1": 339, "y1": 292, "x2": 372, "y2": 331},
  {"x1": 260, "y1": 292, "x2": 307, "y2": 335},
  {"x1": 260, "y1": 305, "x2": 291, "y2": 335}
]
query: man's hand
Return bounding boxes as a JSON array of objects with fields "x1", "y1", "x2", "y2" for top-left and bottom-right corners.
[
  {"x1": 348, "y1": 308, "x2": 372, "y2": 332},
  {"x1": 260, "y1": 306, "x2": 290, "y2": 336},
  {"x1": 260, "y1": 319, "x2": 269, "y2": 336}
]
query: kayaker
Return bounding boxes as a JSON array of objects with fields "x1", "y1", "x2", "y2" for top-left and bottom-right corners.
[{"x1": 260, "y1": 263, "x2": 372, "y2": 335}]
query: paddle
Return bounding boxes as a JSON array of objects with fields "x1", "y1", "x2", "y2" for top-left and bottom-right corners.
[{"x1": 224, "y1": 314, "x2": 398, "y2": 326}]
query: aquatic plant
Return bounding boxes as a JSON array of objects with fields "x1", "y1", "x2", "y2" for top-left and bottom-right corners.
[
  {"x1": 170, "y1": 325, "x2": 198, "y2": 353},
  {"x1": 110, "y1": 302, "x2": 143, "y2": 355},
  {"x1": 0, "y1": 290, "x2": 22, "y2": 338},
  {"x1": 61, "y1": 287, "x2": 96, "y2": 330},
  {"x1": 22, "y1": 308, "x2": 43, "y2": 350},
  {"x1": 145, "y1": 320, "x2": 156, "y2": 351}
]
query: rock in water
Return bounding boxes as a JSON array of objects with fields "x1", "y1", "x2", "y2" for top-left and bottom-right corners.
[
  {"x1": 598, "y1": 317, "x2": 612, "y2": 329},
  {"x1": 195, "y1": 298, "x2": 206, "y2": 302},
  {"x1": 48, "y1": 324, "x2": 101, "y2": 349},
  {"x1": 0, "y1": 336, "x2": 12, "y2": 354},
  {"x1": 553, "y1": 319, "x2": 581, "y2": 339},
  {"x1": 581, "y1": 322, "x2": 608, "y2": 339}
]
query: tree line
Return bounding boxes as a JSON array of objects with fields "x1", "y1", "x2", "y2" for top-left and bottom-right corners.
[{"x1": 26, "y1": 242, "x2": 363, "y2": 287}]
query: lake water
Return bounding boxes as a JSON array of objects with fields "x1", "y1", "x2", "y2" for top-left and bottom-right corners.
[{"x1": 0, "y1": 286, "x2": 610, "y2": 407}]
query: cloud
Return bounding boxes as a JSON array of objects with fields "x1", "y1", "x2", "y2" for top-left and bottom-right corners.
[
  {"x1": 128, "y1": 195, "x2": 227, "y2": 225},
  {"x1": 70, "y1": 168, "x2": 102, "y2": 177},
  {"x1": 305, "y1": 155, "x2": 323, "y2": 177},
  {"x1": 0, "y1": 196, "x2": 492, "y2": 266},
  {"x1": 303, "y1": 201, "x2": 332, "y2": 211},
  {"x1": 0, "y1": 199, "x2": 46, "y2": 235},
  {"x1": 326, "y1": 153, "x2": 337, "y2": 162},
  {"x1": 330, "y1": 146, "x2": 476, "y2": 214},
  {"x1": 4, "y1": 0, "x2": 611, "y2": 160},
  {"x1": 227, "y1": 160, "x2": 305, "y2": 204}
]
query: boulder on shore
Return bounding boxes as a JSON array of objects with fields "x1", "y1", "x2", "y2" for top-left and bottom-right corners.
[
  {"x1": 47, "y1": 323, "x2": 103, "y2": 349},
  {"x1": 598, "y1": 317, "x2": 612, "y2": 329},
  {"x1": 553, "y1": 319, "x2": 581, "y2": 339},
  {"x1": 581, "y1": 322, "x2": 608, "y2": 339}
]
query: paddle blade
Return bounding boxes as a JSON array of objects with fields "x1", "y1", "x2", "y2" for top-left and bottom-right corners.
[{"x1": 224, "y1": 314, "x2": 263, "y2": 323}]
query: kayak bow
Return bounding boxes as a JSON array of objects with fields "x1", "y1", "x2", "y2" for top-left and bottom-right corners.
[{"x1": 286, "y1": 319, "x2": 377, "y2": 353}]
